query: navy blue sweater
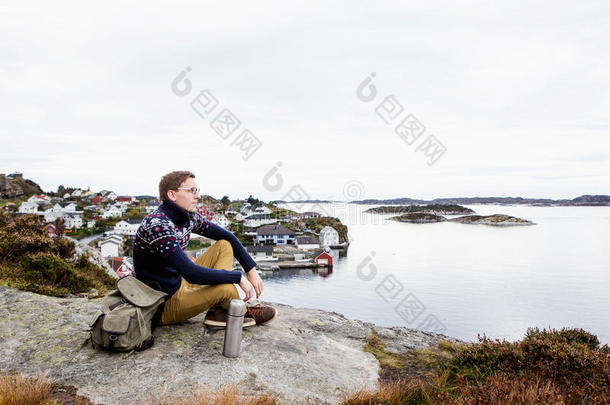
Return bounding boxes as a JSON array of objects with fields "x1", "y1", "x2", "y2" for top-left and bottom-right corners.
[{"x1": 133, "y1": 200, "x2": 256, "y2": 297}]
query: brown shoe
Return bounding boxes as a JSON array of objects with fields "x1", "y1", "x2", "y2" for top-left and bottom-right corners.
[
  {"x1": 203, "y1": 308, "x2": 255, "y2": 328},
  {"x1": 246, "y1": 304, "x2": 277, "y2": 325}
]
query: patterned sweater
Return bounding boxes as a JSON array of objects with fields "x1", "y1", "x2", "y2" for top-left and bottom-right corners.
[{"x1": 133, "y1": 200, "x2": 256, "y2": 297}]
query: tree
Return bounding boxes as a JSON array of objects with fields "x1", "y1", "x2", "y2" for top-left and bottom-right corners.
[
  {"x1": 54, "y1": 217, "x2": 66, "y2": 238},
  {"x1": 221, "y1": 196, "x2": 231, "y2": 206}
]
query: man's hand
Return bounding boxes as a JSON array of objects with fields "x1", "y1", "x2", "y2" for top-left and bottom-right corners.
[
  {"x1": 247, "y1": 268, "x2": 263, "y2": 298},
  {"x1": 239, "y1": 275, "x2": 255, "y2": 302}
]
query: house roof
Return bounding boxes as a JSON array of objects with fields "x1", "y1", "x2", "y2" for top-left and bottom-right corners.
[
  {"x1": 245, "y1": 214, "x2": 271, "y2": 220},
  {"x1": 297, "y1": 236, "x2": 318, "y2": 245},
  {"x1": 246, "y1": 245, "x2": 274, "y2": 253},
  {"x1": 256, "y1": 224, "x2": 295, "y2": 236},
  {"x1": 58, "y1": 202, "x2": 73, "y2": 208},
  {"x1": 312, "y1": 249, "x2": 331, "y2": 259}
]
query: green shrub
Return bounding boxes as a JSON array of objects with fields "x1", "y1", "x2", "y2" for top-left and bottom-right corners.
[{"x1": 20, "y1": 252, "x2": 89, "y2": 293}]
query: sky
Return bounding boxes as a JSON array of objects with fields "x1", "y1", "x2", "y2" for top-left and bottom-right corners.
[{"x1": 1, "y1": 1, "x2": 609, "y2": 202}]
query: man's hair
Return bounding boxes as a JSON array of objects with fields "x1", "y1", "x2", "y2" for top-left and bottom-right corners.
[{"x1": 159, "y1": 171, "x2": 195, "y2": 202}]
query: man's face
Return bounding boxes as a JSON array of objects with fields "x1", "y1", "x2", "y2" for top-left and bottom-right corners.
[{"x1": 168, "y1": 177, "x2": 200, "y2": 212}]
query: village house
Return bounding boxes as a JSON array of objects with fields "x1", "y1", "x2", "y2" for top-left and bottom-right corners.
[
  {"x1": 43, "y1": 209, "x2": 63, "y2": 223},
  {"x1": 18, "y1": 201, "x2": 39, "y2": 214},
  {"x1": 71, "y1": 189, "x2": 83, "y2": 197},
  {"x1": 251, "y1": 205, "x2": 272, "y2": 215},
  {"x1": 294, "y1": 211, "x2": 322, "y2": 220},
  {"x1": 51, "y1": 202, "x2": 76, "y2": 213},
  {"x1": 114, "y1": 219, "x2": 141, "y2": 236},
  {"x1": 256, "y1": 224, "x2": 296, "y2": 245},
  {"x1": 319, "y1": 226, "x2": 340, "y2": 248},
  {"x1": 28, "y1": 195, "x2": 51, "y2": 204},
  {"x1": 63, "y1": 212, "x2": 83, "y2": 229},
  {"x1": 99, "y1": 190, "x2": 117, "y2": 201},
  {"x1": 211, "y1": 214, "x2": 230, "y2": 229},
  {"x1": 312, "y1": 249, "x2": 333, "y2": 267},
  {"x1": 246, "y1": 245, "x2": 275, "y2": 260},
  {"x1": 2, "y1": 202, "x2": 16, "y2": 212},
  {"x1": 244, "y1": 214, "x2": 277, "y2": 228},
  {"x1": 42, "y1": 223, "x2": 56, "y2": 236},
  {"x1": 295, "y1": 236, "x2": 320, "y2": 251},
  {"x1": 145, "y1": 200, "x2": 160, "y2": 213},
  {"x1": 99, "y1": 234, "x2": 123, "y2": 258},
  {"x1": 117, "y1": 196, "x2": 134, "y2": 204},
  {"x1": 101, "y1": 205, "x2": 122, "y2": 219}
]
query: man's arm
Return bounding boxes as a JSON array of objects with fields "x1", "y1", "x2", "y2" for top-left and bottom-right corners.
[
  {"x1": 193, "y1": 216, "x2": 264, "y2": 297},
  {"x1": 193, "y1": 216, "x2": 257, "y2": 273},
  {"x1": 140, "y1": 217, "x2": 241, "y2": 286}
]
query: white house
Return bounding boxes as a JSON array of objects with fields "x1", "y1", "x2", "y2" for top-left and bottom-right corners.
[
  {"x1": 252, "y1": 205, "x2": 272, "y2": 215},
  {"x1": 27, "y1": 195, "x2": 50, "y2": 204},
  {"x1": 99, "y1": 234, "x2": 123, "y2": 257},
  {"x1": 256, "y1": 224, "x2": 296, "y2": 245},
  {"x1": 114, "y1": 219, "x2": 141, "y2": 236},
  {"x1": 319, "y1": 226, "x2": 339, "y2": 248},
  {"x1": 51, "y1": 202, "x2": 76, "y2": 213},
  {"x1": 71, "y1": 189, "x2": 83, "y2": 197},
  {"x1": 18, "y1": 201, "x2": 39, "y2": 214},
  {"x1": 63, "y1": 193, "x2": 71, "y2": 199},
  {"x1": 145, "y1": 200, "x2": 160, "y2": 213},
  {"x1": 43, "y1": 209, "x2": 64, "y2": 223},
  {"x1": 63, "y1": 212, "x2": 83, "y2": 229},
  {"x1": 87, "y1": 220, "x2": 96, "y2": 228},
  {"x1": 295, "y1": 236, "x2": 320, "y2": 251},
  {"x1": 211, "y1": 214, "x2": 230, "y2": 229},
  {"x1": 101, "y1": 205, "x2": 122, "y2": 219},
  {"x1": 100, "y1": 190, "x2": 118, "y2": 201},
  {"x1": 244, "y1": 214, "x2": 277, "y2": 228}
]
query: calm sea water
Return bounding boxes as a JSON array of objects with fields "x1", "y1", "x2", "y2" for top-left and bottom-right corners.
[{"x1": 259, "y1": 203, "x2": 610, "y2": 344}]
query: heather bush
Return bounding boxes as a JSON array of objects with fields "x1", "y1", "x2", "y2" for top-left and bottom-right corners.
[
  {"x1": 0, "y1": 212, "x2": 115, "y2": 297},
  {"x1": 344, "y1": 328, "x2": 609, "y2": 405}
]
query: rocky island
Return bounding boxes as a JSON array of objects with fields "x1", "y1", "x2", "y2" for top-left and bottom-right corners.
[
  {"x1": 366, "y1": 204, "x2": 474, "y2": 215},
  {"x1": 449, "y1": 214, "x2": 535, "y2": 226},
  {"x1": 389, "y1": 213, "x2": 447, "y2": 223}
]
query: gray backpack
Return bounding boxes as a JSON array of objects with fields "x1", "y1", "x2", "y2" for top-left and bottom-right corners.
[{"x1": 88, "y1": 276, "x2": 167, "y2": 351}]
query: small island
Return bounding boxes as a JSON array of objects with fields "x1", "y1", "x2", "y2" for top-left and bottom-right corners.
[
  {"x1": 366, "y1": 204, "x2": 474, "y2": 215},
  {"x1": 389, "y1": 213, "x2": 447, "y2": 223},
  {"x1": 449, "y1": 214, "x2": 535, "y2": 226}
]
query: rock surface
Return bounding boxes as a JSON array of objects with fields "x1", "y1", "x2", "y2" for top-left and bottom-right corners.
[{"x1": 0, "y1": 287, "x2": 451, "y2": 404}]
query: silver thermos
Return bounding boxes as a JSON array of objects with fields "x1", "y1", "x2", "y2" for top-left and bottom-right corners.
[{"x1": 222, "y1": 299, "x2": 245, "y2": 358}]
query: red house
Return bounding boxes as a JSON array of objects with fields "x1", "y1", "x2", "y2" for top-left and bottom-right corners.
[
  {"x1": 91, "y1": 195, "x2": 102, "y2": 205},
  {"x1": 312, "y1": 249, "x2": 333, "y2": 267},
  {"x1": 117, "y1": 196, "x2": 133, "y2": 203},
  {"x1": 43, "y1": 223, "x2": 56, "y2": 235}
]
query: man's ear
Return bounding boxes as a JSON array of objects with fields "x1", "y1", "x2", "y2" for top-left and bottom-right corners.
[{"x1": 167, "y1": 190, "x2": 177, "y2": 202}]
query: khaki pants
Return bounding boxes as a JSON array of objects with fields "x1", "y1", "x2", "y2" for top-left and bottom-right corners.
[{"x1": 160, "y1": 240, "x2": 241, "y2": 325}]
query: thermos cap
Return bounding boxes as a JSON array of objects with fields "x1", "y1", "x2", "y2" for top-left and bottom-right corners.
[{"x1": 227, "y1": 299, "x2": 246, "y2": 316}]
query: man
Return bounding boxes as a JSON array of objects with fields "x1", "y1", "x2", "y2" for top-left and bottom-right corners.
[{"x1": 133, "y1": 170, "x2": 276, "y2": 327}]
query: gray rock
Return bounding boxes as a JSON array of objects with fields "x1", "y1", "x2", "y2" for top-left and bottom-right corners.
[{"x1": 0, "y1": 287, "x2": 452, "y2": 404}]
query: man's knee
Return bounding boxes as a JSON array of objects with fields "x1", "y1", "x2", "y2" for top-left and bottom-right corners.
[
  {"x1": 217, "y1": 283, "x2": 239, "y2": 300},
  {"x1": 217, "y1": 239, "x2": 233, "y2": 255}
]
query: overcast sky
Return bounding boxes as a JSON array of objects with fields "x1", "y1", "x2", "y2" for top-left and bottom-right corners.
[{"x1": 1, "y1": 1, "x2": 609, "y2": 201}]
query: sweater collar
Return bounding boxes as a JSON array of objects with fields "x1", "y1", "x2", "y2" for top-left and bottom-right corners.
[{"x1": 161, "y1": 200, "x2": 192, "y2": 227}]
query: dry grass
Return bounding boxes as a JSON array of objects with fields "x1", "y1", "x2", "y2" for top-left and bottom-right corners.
[
  {"x1": 148, "y1": 385, "x2": 279, "y2": 405},
  {"x1": 0, "y1": 371, "x2": 52, "y2": 405}
]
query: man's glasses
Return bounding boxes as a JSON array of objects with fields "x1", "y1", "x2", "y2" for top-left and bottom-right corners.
[{"x1": 177, "y1": 187, "x2": 201, "y2": 196}]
